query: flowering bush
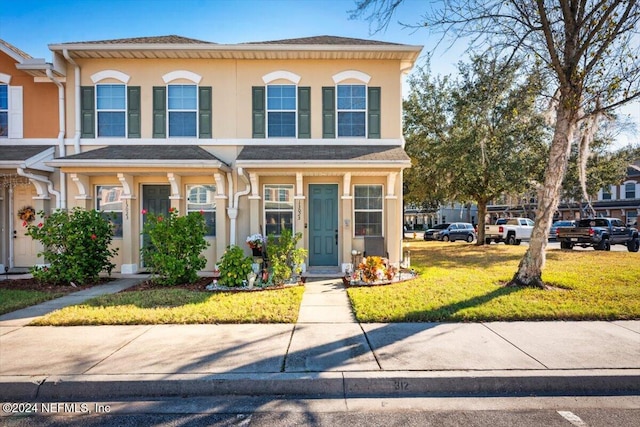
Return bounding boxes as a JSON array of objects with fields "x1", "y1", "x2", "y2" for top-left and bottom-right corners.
[
  {"x1": 141, "y1": 209, "x2": 209, "y2": 285},
  {"x1": 246, "y1": 233, "x2": 264, "y2": 249},
  {"x1": 217, "y1": 245, "x2": 254, "y2": 287},
  {"x1": 26, "y1": 208, "x2": 118, "y2": 285}
]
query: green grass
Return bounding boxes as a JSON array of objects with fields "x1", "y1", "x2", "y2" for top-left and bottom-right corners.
[
  {"x1": 0, "y1": 289, "x2": 66, "y2": 316},
  {"x1": 31, "y1": 286, "x2": 305, "y2": 326},
  {"x1": 348, "y1": 241, "x2": 640, "y2": 322}
]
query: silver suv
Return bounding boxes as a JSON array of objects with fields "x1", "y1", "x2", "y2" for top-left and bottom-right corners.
[{"x1": 435, "y1": 222, "x2": 476, "y2": 243}]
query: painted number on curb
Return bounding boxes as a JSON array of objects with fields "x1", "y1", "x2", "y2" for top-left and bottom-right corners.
[{"x1": 394, "y1": 381, "x2": 409, "y2": 391}]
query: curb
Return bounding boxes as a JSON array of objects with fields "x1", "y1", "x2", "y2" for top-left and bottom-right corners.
[{"x1": 3, "y1": 370, "x2": 639, "y2": 401}]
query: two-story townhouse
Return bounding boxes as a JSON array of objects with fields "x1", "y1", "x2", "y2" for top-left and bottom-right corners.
[
  {"x1": 0, "y1": 39, "x2": 65, "y2": 272},
  {"x1": 46, "y1": 35, "x2": 422, "y2": 274}
]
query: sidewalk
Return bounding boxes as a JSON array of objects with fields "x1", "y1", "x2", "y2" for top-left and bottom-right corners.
[{"x1": 1, "y1": 276, "x2": 639, "y2": 401}]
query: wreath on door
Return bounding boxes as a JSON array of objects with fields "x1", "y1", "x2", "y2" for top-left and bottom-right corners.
[{"x1": 18, "y1": 206, "x2": 36, "y2": 223}]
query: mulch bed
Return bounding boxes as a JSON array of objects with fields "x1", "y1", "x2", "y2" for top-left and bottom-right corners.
[{"x1": 0, "y1": 277, "x2": 112, "y2": 294}]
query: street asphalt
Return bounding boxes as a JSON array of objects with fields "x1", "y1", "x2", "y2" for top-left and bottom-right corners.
[{"x1": 0, "y1": 275, "x2": 638, "y2": 402}]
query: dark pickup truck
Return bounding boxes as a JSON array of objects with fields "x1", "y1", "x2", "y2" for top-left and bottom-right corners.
[{"x1": 556, "y1": 217, "x2": 639, "y2": 252}]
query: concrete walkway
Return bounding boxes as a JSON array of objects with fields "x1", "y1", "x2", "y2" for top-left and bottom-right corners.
[{"x1": 1, "y1": 276, "x2": 639, "y2": 401}]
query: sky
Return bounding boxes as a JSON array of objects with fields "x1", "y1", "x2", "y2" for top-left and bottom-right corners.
[{"x1": 0, "y1": 0, "x2": 638, "y2": 146}]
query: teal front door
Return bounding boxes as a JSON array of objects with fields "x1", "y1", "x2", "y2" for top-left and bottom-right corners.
[
  {"x1": 141, "y1": 185, "x2": 171, "y2": 267},
  {"x1": 309, "y1": 184, "x2": 338, "y2": 266}
]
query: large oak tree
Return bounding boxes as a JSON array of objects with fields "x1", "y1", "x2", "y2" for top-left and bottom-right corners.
[{"x1": 354, "y1": 0, "x2": 640, "y2": 288}]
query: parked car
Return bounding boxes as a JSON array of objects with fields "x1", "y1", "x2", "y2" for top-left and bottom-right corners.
[
  {"x1": 425, "y1": 222, "x2": 476, "y2": 243},
  {"x1": 549, "y1": 220, "x2": 575, "y2": 241},
  {"x1": 485, "y1": 217, "x2": 534, "y2": 245},
  {"x1": 556, "y1": 217, "x2": 639, "y2": 251},
  {"x1": 423, "y1": 224, "x2": 450, "y2": 241}
]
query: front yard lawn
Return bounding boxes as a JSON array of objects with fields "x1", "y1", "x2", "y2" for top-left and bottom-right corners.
[
  {"x1": 0, "y1": 289, "x2": 66, "y2": 315},
  {"x1": 31, "y1": 285, "x2": 305, "y2": 325},
  {"x1": 348, "y1": 242, "x2": 640, "y2": 322}
]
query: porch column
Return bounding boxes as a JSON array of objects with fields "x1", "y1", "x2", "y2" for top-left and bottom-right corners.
[
  {"x1": 341, "y1": 172, "x2": 353, "y2": 264},
  {"x1": 117, "y1": 173, "x2": 138, "y2": 274},
  {"x1": 70, "y1": 173, "x2": 91, "y2": 210},
  {"x1": 214, "y1": 173, "x2": 228, "y2": 262},
  {"x1": 386, "y1": 172, "x2": 400, "y2": 266},
  {"x1": 167, "y1": 173, "x2": 182, "y2": 212},
  {"x1": 248, "y1": 172, "x2": 261, "y2": 236}
]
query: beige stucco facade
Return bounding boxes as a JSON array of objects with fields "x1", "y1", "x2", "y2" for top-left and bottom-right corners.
[{"x1": 2, "y1": 36, "x2": 421, "y2": 275}]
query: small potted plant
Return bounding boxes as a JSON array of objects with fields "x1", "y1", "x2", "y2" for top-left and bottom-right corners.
[{"x1": 246, "y1": 233, "x2": 264, "y2": 256}]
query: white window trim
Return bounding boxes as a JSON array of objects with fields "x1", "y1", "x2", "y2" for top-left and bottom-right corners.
[
  {"x1": 332, "y1": 70, "x2": 371, "y2": 84},
  {"x1": 336, "y1": 83, "x2": 367, "y2": 138},
  {"x1": 186, "y1": 184, "x2": 217, "y2": 237},
  {"x1": 0, "y1": 73, "x2": 11, "y2": 84},
  {"x1": 91, "y1": 70, "x2": 130, "y2": 84},
  {"x1": 262, "y1": 71, "x2": 301, "y2": 85},
  {"x1": 95, "y1": 83, "x2": 127, "y2": 138},
  {"x1": 167, "y1": 83, "x2": 198, "y2": 138},
  {"x1": 266, "y1": 84, "x2": 297, "y2": 138},
  {"x1": 263, "y1": 184, "x2": 295, "y2": 235},
  {"x1": 353, "y1": 184, "x2": 384, "y2": 238},
  {"x1": 163, "y1": 70, "x2": 202, "y2": 84},
  {"x1": 623, "y1": 181, "x2": 638, "y2": 199}
]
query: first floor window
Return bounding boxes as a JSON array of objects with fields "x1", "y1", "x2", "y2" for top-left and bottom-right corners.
[
  {"x1": 96, "y1": 84, "x2": 126, "y2": 137},
  {"x1": 96, "y1": 185, "x2": 123, "y2": 237},
  {"x1": 168, "y1": 85, "x2": 197, "y2": 137},
  {"x1": 264, "y1": 184, "x2": 293, "y2": 236},
  {"x1": 0, "y1": 84, "x2": 7, "y2": 137},
  {"x1": 354, "y1": 184, "x2": 383, "y2": 236},
  {"x1": 187, "y1": 185, "x2": 216, "y2": 236}
]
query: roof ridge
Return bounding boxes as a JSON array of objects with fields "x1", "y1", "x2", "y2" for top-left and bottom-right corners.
[
  {"x1": 0, "y1": 39, "x2": 33, "y2": 60},
  {"x1": 56, "y1": 35, "x2": 217, "y2": 45}
]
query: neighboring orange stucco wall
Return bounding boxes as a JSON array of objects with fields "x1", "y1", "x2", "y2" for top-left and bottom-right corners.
[{"x1": 0, "y1": 52, "x2": 59, "y2": 138}]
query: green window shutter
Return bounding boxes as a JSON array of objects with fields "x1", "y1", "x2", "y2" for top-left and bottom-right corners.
[
  {"x1": 152, "y1": 86, "x2": 166, "y2": 138},
  {"x1": 80, "y1": 86, "x2": 95, "y2": 138},
  {"x1": 297, "y1": 86, "x2": 311, "y2": 138},
  {"x1": 368, "y1": 87, "x2": 381, "y2": 139},
  {"x1": 252, "y1": 86, "x2": 265, "y2": 139},
  {"x1": 127, "y1": 86, "x2": 141, "y2": 138},
  {"x1": 199, "y1": 86, "x2": 212, "y2": 139},
  {"x1": 322, "y1": 87, "x2": 335, "y2": 138}
]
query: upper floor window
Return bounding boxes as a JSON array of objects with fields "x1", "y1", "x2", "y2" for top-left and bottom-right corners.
[
  {"x1": 337, "y1": 84, "x2": 366, "y2": 137},
  {"x1": 96, "y1": 84, "x2": 126, "y2": 137},
  {"x1": 625, "y1": 182, "x2": 637, "y2": 199},
  {"x1": 0, "y1": 84, "x2": 7, "y2": 137},
  {"x1": 168, "y1": 84, "x2": 197, "y2": 137},
  {"x1": 267, "y1": 85, "x2": 296, "y2": 137},
  {"x1": 601, "y1": 186, "x2": 612, "y2": 200}
]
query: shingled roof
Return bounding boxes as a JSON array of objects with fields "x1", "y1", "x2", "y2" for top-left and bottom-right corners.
[
  {"x1": 0, "y1": 39, "x2": 33, "y2": 61},
  {"x1": 57, "y1": 145, "x2": 226, "y2": 162},
  {"x1": 242, "y1": 35, "x2": 403, "y2": 46},
  {"x1": 57, "y1": 35, "x2": 216, "y2": 45},
  {"x1": 0, "y1": 145, "x2": 52, "y2": 162},
  {"x1": 237, "y1": 145, "x2": 410, "y2": 164}
]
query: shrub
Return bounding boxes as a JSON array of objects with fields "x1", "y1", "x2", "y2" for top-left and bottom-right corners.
[
  {"x1": 217, "y1": 245, "x2": 254, "y2": 287},
  {"x1": 141, "y1": 209, "x2": 209, "y2": 285},
  {"x1": 267, "y1": 228, "x2": 308, "y2": 285},
  {"x1": 26, "y1": 208, "x2": 118, "y2": 285}
]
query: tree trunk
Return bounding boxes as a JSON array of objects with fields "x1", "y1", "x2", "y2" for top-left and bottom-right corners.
[
  {"x1": 476, "y1": 199, "x2": 488, "y2": 245},
  {"x1": 509, "y1": 97, "x2": 578, "y2": 288}
]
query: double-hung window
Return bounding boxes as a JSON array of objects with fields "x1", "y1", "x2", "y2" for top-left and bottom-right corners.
[
  {"x1": 264, "y1": 184, "x2": 294, "y2": 236},
  {"x1": 625, "y1": 182, "x2": 637, "y2": 199},
  {"x1": 187, "y1": 185, "x2": 216, "y2": 236},
  {"x1": 96, "y1": 185, "x2": 124, "y2": 238},
  {"x1": 96, "y1": 84, "x2": 126, "y2": 137},
  {"x1": 168, "y1": 85, "x2": 197, "y2": 137},
  {"x1": 354, "y1": 185, "x2": 383, "y2": 236},
  {"x1": 267, "y1": 85, "x2": 296, "y2": 137},
  {"x1": 337, "y1": 85, "x2": 366, "y2": 137},
  {"x1": 0, "y1": 84, "x2": 7, "y2": 137},
  {"x1": 601, "y1": 186, "x2": 612, "y2": 200}
]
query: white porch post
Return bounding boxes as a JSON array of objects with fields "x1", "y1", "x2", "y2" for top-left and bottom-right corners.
[
  {"x1": 386, "y1": 172, "x2": 400, "y2": 266},
  {"x1": 214, "y1": 173, "x2": 228, "y2": 262}
]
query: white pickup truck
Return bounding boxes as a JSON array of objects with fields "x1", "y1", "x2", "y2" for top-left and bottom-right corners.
[{"x1": 484, "y1": 217, "x2": 535, "y2": 245}]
